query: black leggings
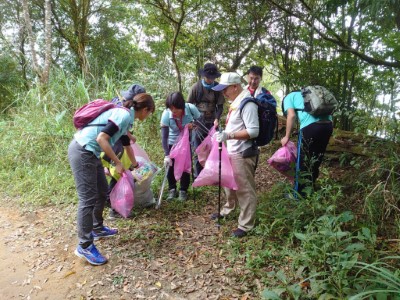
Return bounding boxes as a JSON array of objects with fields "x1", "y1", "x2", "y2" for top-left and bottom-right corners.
[{"x1": 298, "y1": 122, "x2": 333, "y2": 194}]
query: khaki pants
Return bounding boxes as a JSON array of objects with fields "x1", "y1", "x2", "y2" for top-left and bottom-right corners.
[{"x1": 221, "y1": 152, "x2": 257, "y2": 231}]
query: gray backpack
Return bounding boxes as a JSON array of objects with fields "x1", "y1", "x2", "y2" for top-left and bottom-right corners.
[{"x1": 300, "y1": 86, "x2": 337, "y2": 116}]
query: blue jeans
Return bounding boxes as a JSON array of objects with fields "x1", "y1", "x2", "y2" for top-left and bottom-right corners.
[{"x1": 68, "y1": 139, "x2": 107, "y2": 247}]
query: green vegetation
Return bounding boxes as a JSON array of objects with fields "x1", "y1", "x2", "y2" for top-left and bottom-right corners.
[{"x1": 1, "y1": 0, "x2": 399, "y2": 298}]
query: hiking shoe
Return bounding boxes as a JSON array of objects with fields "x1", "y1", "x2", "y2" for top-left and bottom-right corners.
[
  {"x1": 232, "y1": 228, "x2": 247, "y2": 238},
  {"x1": 108, "y1": 209, "x2": 122, "y2": 220},
  {"x1": 108, "y1": 209, "x2": 134, "y2": 220},
  {"x1": 178, "y1": 190, "x2": 188, "y2": 201},
  {"x1": 167, "y1": 189, "x2": 177, "y2": 201},
  {"x1": 74, "y1": 243, "x2": 107, "y2": 266},
  {"x1": 92, "y1": 226, "x2": 118, "y2": 240},
  {"x1": 211, "y1": 213, "x2": 225, "y2": 220}
]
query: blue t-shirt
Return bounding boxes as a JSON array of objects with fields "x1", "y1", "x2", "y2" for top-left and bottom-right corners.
[
  {"x1": 160, "y1": 103, "x2": 200, "y2": 145},
  {"x1": 283, "y1": 91, "x2": 332, "y2": 130},
  {"x1": 74, "y1": 107, "x2": 134, "y2": 157}
]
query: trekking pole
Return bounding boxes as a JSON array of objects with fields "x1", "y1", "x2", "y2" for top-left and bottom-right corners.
[
  {"x1": 216, "y1": 127, "x2": 223, "y2": 230},
  {"x1": 294, "y1": 130, "x2": 302, "y2": 200},
  {"x1": 156, "y1": 164, "x2": 169, "y2": 209},
  {"x1": 189, "y1": 127, "x2": 196, "y2": 203}
]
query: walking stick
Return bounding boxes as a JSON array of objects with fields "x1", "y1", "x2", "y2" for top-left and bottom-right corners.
[
  {"x1": 155, "y1": 164, "x2": 169, "y2": 209},
  {"x1": 216, "y1": 127, "x2": 223, "y2": 229}
]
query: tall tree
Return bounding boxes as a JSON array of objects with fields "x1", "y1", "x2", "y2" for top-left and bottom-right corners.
[{"x1": 21, "y1": 0, "x2": 52, "y2": 85}]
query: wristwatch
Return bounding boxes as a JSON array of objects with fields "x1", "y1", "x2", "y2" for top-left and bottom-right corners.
[{"x1": 229, "y1": 132, "x2": 235, "y2": 139}]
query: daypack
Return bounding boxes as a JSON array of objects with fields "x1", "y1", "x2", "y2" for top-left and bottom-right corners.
[
  {"x1": 240, "y1": 89, "x2": 278, "y2": 147},
  {"x1": 73, "y1": 99, "x2": 117, "y2": 129},
  {"x1": 300, "y1": 86, "x2": 337, "y2": 116}
]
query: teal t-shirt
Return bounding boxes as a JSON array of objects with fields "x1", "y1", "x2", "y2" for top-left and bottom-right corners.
[
  {"x1": 160, "y1": 103, "x2": 200, "y2": 145},
  {"x1": 283, "y1": 91, "x2": 332, "y2": 130},
  {"x1": 74, "y1": 107, "x2": 134, "y2": 157}
]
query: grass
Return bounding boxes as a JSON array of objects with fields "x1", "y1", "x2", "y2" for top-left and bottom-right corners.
[{"x1": 1, "y1": 71, "x2": 400, "y2": 299}]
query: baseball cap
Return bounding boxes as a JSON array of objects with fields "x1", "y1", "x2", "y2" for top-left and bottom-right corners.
[
  {"x1": 121, "y1": 84, "x2": 146, "y2": 101},
  {"x1": 212, "y1": 72, "x2": 241, "y2": 91}
]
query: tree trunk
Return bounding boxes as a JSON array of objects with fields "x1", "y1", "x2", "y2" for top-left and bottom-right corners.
[
  {"x1": 42, "y1": 0, "x2": 52, "y2": 85},
  {"x1": 21, "y1": 0, "x2": 41, "y2": 81}
]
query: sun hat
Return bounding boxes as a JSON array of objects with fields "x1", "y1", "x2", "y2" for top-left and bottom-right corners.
[{"x1": 199, "y1": 63, "x2": 221, "y2": 79}]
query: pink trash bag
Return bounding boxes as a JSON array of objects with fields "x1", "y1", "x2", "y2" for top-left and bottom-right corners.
[
  {"x1": 110, "y1": 171, "x2": 135, "y2": 218},
  {"x1": 131, "y1": 142, "x2": 150, "y2": 164},
  {"x1": 169, "y1": 125, "x2": 192, "y2": 181},
  {"x1": 195, "y1": 127, "x2": 216, "y2": 167},
  {"x1": 193, "y1": 138, "x2": 238, "y2": 190},
  {"x1": 267, "y1": 141, "x2": 297, "y2": 180}
]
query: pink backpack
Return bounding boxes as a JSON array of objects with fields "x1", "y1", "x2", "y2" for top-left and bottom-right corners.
[{"x1": 73, "y1": 99, "x2": 117, "y2": 129}]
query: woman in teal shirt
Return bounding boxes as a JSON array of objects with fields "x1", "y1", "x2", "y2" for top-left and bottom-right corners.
[
  {"x1": 281, "y1": 91, "x2": 333, "y2": 196},
  {"x1": 68, "y1": 93, "x2": 154, "y2": 265},
  {"x1": 160, "y1": 92, "x2": 200, "y2": 201}
]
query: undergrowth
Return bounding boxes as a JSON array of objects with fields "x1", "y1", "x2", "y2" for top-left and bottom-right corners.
[{"x1": 1, "y1": 72, "x2": 399, "y2": 299}]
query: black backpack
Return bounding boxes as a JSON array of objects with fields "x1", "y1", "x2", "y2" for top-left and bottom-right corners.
[{"x1": 240, "y1": 88, "x2": 278, "y2": 147}]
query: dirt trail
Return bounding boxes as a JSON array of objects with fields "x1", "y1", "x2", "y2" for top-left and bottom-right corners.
[
  {"x1": 0, "y1": 159, "x2": 281, "y2": 299},
  {"x1": 0, "y1": 205, "x2": 84, "y2": 299}
]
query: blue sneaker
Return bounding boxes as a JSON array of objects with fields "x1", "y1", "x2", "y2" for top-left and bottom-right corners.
[
  {"x1": 92, "y1": 226, "x2": 118, "y2": 240},
  {"x1": 74, "y1": 244, "x2": 107, "y2": 265}
]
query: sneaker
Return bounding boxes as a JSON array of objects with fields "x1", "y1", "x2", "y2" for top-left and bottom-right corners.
[
  {"x1": 232, "y1": 228, "x2": 247, "y2": 238},
  {"x1": 74, "y1": 243, "x2": 107, "y2": 265},
  {"x1": 167, "y1": 189, "x2": 177, "y2": 201},
  {"x1": 210, "y1": 213, "x2": 225, "y2": 220},
  {"x1": 92, "y1": 226, "x2": 118, "y2": 240},
  {"x1": 178, "y1": 190, "x2": 188, "y2": 201}
]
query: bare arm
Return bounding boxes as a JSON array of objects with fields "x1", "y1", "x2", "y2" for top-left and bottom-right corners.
[
  {"x1": 281, "y1": 108, "x2": 296, "y2": 146},
  {"x1": 124, "y1": 144, "x2": 138, "y2": 168},
  {"x1": 96, "y1": 132, "x2": 124, "y2": 174}
]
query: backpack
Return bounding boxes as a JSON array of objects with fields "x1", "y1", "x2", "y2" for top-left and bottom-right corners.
[
  {"x1": 300, "y1": 86, "x2": 337, "y2": 116},
  {"x1": 73, "y1": 99, "x2": 117, "y2": 129},
  {"x1": 240, "y1": 89, "x2": 278, "y2": 147}
]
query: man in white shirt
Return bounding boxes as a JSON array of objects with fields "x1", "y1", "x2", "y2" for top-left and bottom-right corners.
[{"x1": 212, "y1": 72, "x2": 259, "y2": 238}]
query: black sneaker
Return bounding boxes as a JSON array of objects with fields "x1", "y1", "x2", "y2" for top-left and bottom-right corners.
[
  {"x1": 232, "y1": 228, "x2": 247, "y2": 238},
  {"x1": 210, "y1": 213, "x2": 225, "y2": 220}
]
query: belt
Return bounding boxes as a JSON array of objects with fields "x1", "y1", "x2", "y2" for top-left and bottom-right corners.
[{"x1": 316, "y1": 120, "x2": 332, "y2": 124}]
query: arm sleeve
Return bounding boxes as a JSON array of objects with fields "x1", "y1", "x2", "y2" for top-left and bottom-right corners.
[
  {"x1": 242, "y1": 102, "x2": 259, "y2": 139},
  {"x1": 215, "y1": 104, "x2": 223, "y2": 119},
  {"x1": 120, "y1": 135, "x2": 130, "y2": 146},
  {"x1": 101, "y1": 122, "x2": 119, "y2": 137},
  {"x1": 161, "y1": 126, "x2": 170, "y2": 155}
]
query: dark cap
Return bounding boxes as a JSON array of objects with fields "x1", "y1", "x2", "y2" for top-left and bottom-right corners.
[
  {"x1": 199, "y1": 63, "x2": 221, "y2": 80},
  {"x1": 121, "y1": 84, "x2": 146, "y2": 101}
]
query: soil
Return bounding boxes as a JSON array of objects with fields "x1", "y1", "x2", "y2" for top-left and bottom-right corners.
[{"x1": 0, "y1": 153, "x2": 288, "y2": 300}]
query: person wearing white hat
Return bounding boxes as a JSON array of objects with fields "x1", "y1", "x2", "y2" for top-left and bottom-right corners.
[{"x1": 211, "y1": 72, "x2": 259, "y2": 238}]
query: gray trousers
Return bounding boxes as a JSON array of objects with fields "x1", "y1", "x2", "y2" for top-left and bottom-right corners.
[{"x1": 68, "y1": 139, "x2": 107, "y2": 247}]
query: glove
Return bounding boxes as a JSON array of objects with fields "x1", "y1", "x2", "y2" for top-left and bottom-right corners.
[
  {"x1": 164, "y1": 156, "x2": 172, "y2": 167},
  {"x1": 213, "y1": 131, "x2": 229, "y2": 143}
]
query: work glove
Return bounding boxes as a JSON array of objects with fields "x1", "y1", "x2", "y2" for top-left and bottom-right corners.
[
  {"x1": 213, "y1": 131, "x2": 229, "y2": 143},
  {"x1": 164, "y1": 156, "x2": 173, "y2": 167}
]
